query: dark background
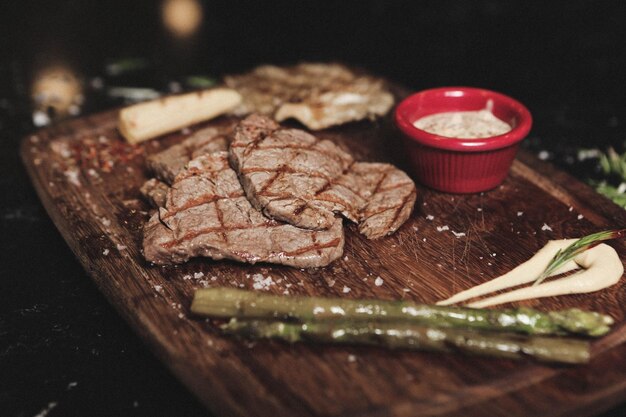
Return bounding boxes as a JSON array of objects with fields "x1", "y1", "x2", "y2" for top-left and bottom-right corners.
[{"x1": 1, "y1": 1, "x2": 626, "y2": 416}]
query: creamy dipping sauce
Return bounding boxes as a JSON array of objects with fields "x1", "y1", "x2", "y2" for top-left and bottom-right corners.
[{"x1": 414, "y1": 107, "x2": 512, "y2": 139}]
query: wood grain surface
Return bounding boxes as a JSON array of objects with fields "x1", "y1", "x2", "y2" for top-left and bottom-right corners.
[{"x1": 20, "y1": 103, "x2": 626, "y2": 417}]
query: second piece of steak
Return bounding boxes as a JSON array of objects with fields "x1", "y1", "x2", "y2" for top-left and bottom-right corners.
[
  {"x1": 143, "y1": 152, "x2": 344, "y2": 267},
  {"x1": 146, "y1": 125, "x2": 231, "y2": 184},
  {"x1": 229, "y1": 114, "x2": 417, "y2": 239}
]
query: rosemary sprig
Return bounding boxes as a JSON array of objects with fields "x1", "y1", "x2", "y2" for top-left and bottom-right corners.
[{"x1": 534, "y1": 229, "x2": 626, "y2": 286}]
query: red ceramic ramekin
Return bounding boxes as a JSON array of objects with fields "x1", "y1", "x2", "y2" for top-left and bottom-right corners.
[{"x1": 395, "y1": 87, "x2": 532, "y2": 193}]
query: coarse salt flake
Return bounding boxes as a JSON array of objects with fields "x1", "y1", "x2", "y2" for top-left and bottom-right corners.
[
  {"x1": 517, "y1": 211, "x2": 523, "y2": 216},
  {"x1": 64, "y1": 169, "x2": 81, "y2": 186},
  {"x1": 577, "y1": 214, "x2": 584, "y2": 220},
  {"x1": 426, "y1": 215, "x2": 434, "y2": 221},
  {"x1": 342, "y1": 286, "x2": 351, "y2": 293},
  {"x1": 102, "y1": 249, "x2": 110, "y2": 256},
  {"x1": 451, "y1": 231, "x2": 466, "y2": 238},
  {"x1": 252, "y1": 273, "x2": 274, "y2": 290},
  {"x1": 541, "y1": 223, "x2": 553, "y2": 231},
  {"x1": 194, "y1": 272, "x2": 205, "y2": 279},
  {"x1": 436, "y1": 225, "x2": 450, "y2": 232},
  {"x1": 374, "y1": 276, "x2": 384, "y2": 286}
]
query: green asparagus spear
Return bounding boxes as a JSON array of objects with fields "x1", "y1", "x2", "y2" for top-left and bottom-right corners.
[
  {"x1": 191, "y1": 288, "x2": 613, "y2": 337},
  {"x1": 221, "y1": 319, "x2": 591, "y2": 364}
]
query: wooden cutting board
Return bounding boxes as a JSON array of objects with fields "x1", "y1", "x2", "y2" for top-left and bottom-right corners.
[{"x1": 21, "y1": 103, "x2": 626, "y2": 417}]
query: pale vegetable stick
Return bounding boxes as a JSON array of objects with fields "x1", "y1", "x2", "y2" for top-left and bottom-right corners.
[
  {"x1": 468, "y1": 244, "x2": 623, "y2": 308},
  {"x1": 436, "y1": 239, "x2": 579, "y2": 306},
  {"x1": 118, "y1": 88, "x2": 241, "y2": 144}
]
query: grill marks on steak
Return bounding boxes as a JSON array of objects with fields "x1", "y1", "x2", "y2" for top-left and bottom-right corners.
[
  {"x1": 229, "y1": 114, "x2": 417, "y2": 238},
  {"x1": 224, "y1": 63, "x2": 394, "y2": 130},
  {"x1": 349, "y1": 163, "x2": 417, "y2": 239},
  {"x1": 146, "y1": 126, "x2": 231, "y2": 184},
  {"x1": 143, "y1": 152, "x2": 344, "y2": 267}
]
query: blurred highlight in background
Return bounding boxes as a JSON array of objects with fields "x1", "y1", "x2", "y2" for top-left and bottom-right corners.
[
  {"x1": 162, "y1": 0, "x2": 203, "y2": 38},
  {"x1": 30, "y1": 65, "x2": 83, "y2": 126}
]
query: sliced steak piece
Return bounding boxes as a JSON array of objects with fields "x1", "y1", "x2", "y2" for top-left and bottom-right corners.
[
  {"x1": 229, "y1": 115, "x2": 417, "y2": 239},
  {"x1": 140, "y1": 178, "x2": 169, "y2": 208},
  {"x1": 347, "y1": 163, "x2": 417, "y2": 239},
  {"x1": 224, "y1": 63, "x2": 394, "y2": 130},
  {"x1": 146, "y1": 126, "x2": 230, "y2": 183},
  {"x1": 143, "y1": 152, "x2": 344, "y2": 267},
  {"x1": 229, "y1": 114, "x2": 357, "y2": 230}
]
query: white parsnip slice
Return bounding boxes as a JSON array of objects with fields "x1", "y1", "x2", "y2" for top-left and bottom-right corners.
[{"x1": 118, "y1": 88, "x2": 241, "y2": 144}]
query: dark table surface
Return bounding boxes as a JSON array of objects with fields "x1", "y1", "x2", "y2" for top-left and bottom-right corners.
[{"x1": 1, "y1": 1, "x2": 626, "y2": 416}]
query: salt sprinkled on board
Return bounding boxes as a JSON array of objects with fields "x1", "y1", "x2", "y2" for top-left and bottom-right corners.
[
  {"x1": 436, "y1": 225, "x2": 449, "y2": 232},
  {"x1": 426, "y1": 215, "x2": 434, "y2": 221},
  {"x1": 344, "y1": 256, "x2": 349, "y2": 261},
  {"x1": 251, "y1": 273, "x2": 274, "y2": 290},
  {"x1": 477, "y1": 207, "x2": 483, "y2": 212},
  {"x1": 578, "y1": 214, "x2": 584, "y2": 220},
  {"x1": 517, "y1": 211, "x2": 523, "y2": 217},
  {"x1": 116, "y1": 244, "x2": 127, "y2": 251},
  {"x1": 211, "y1": 276, "x2": 218, "y2": 281},
  {"x1": 347, "y1": 354, "x2": 357, "y2": 363},
  {"x1": 374, "y1": 276, "x2": 384, "y2": 286},
  {"x1": 194, "y1": 272, "x2": 204, "y2": 279},
  {"x1": 100, "y1": 217, "x2": 111, "y2": 227},
  {"x1": 183, "y1": 274, "x2": 192, "y2": 280},
  {"x1": 541, "y1": 223, "x2": 553, "y2": 231},
  {"x1": 64, "y1": 168, "x2": 81, "y2": 186},
  {"x1": 568, "y1": 206, "x2": 574, "y2": 212},
  {"x1": 67, "y1": 381, "x2": 78, "y2": 390},
  {"x1": 342, "y1": 286, "x2": 351, "y2": 293},
  {"x1": 451, "y1": 231, "x2": 466, "y2": 238},
  {"x1": 154, "y1": 285, "x2": 163, "y2": 292},
  {"x1": 102, "y1": 249, "x2": 109, "y2": 256}
]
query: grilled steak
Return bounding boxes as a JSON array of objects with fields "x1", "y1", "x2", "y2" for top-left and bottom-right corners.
[
  {"x1": 143, "y1": 152, "x2": 344, "y2": 267},
  {"x1": 230, "y1": 114, "x2": 417, "y2": 239},
  {"x1": 224, "y1": 63, "x2": 394, "y2": 130},
  {"x1": 146, "y1": 126, "x2": 230, "y2": 183},
  {"x1": 140, "y1": 178, "x2": 169, "y2": 208}
]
